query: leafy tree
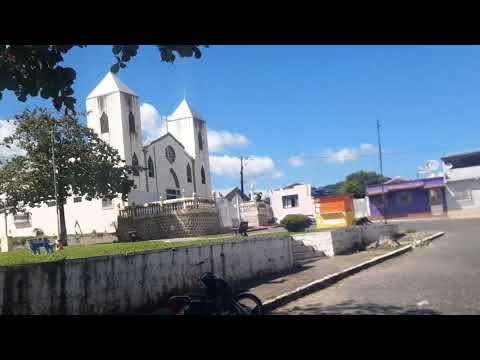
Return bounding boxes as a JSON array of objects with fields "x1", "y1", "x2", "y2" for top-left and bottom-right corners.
[
  {"x1": 340, "y1": 171, "x2": 388, "y2": 198},
  {"x1": 340, "y1": 180, "x2": 365, "y2": 197},
  {"x1": 0, "y1": 45, "x2": 208, "y2": 113},
  {"x1": 0, "y1": 108, "x2": 134, "y2": 246}
]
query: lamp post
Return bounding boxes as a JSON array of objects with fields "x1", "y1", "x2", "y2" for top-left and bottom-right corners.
[{"x1": 51, "y1": 124, "x2": 63, "y2": 247}]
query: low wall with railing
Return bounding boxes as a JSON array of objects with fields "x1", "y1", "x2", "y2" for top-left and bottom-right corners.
[{"x1": 117, "y1": 198, "x2": 221, "y2": 241}]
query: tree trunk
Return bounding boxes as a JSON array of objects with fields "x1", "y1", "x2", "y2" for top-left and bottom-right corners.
[{"x1": 57, "y1": 201, "x2": 68, "y2": 246}]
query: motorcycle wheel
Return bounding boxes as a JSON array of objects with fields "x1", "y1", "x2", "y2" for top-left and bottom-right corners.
[{"x1": 234, "y1": 293, "x2": 263, "y2": 315}]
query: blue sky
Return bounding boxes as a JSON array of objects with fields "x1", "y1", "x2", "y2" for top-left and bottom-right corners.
[{"x1": 2, "y1": 45, "x2": 480, "y2": 192}]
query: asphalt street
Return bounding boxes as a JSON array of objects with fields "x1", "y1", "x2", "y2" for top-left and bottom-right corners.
[{"x1": 273, "y1": 218, "x2": 480, "y2": 315}]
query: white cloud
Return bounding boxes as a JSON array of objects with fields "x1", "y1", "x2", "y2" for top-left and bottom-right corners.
[
  {"x1": 209, "y1": 155, "x2": 283, "y2": 180},
  {"x1": 325, "y1": 148, "x2": 358, "y2": 163},
  {"x1": 360, "y1": 143, "x2": 377, "y2": 155},
  {"x1": 140, "y1": 103, "x2": 167, "y2": 145},
  {"x1": 288, "y1": 156, "x2": 304, "y2": 167},
  {"x1": 208, "y1": 130, "x2": 249, "y2": 153},
  {"x1": 0, "y1": 120, "x2": 24, "y2": 162},
  {"x1": 325, "y1": 143, "x2": 377, "y2": 164}
]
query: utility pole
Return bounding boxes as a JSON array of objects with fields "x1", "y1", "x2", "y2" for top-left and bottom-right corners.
[{"x1": 377, "y1": 119, "x2": 387, "y2": 224}]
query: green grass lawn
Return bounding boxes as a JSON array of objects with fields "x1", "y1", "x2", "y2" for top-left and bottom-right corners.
[
  {"x1": 0, "y1": 230, "x2": 292, "y2": 267},
  {"x1": 0, "y1": 225, "x2": 336, "y2": 268}
]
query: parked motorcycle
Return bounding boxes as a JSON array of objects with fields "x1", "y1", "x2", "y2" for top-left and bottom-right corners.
[{"x1": 167, "y1": 262, "x2": 263, "y2": 315}]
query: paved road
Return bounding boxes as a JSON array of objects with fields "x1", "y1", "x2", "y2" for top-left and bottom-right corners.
[{"x1": 273, "y1": 218, "x2": 480, "y2": 315}]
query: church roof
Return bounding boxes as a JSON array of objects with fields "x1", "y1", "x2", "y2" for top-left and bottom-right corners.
[
  {"x1": 86, "y1": 72, "x2": 138, "y2": 99},
  {"x1": 168, "y1": 99, "x2": 203, "y2": 121}
]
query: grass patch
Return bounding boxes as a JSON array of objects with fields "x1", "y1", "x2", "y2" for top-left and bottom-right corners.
[
  {"x1": 0, "y1": 230, "x2": 291, "y2": 268},
  {"x1": 404, "y1": 229, "x2": 417, "y2": 234}
]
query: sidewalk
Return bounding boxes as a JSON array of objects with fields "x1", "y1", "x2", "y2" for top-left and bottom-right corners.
[
  {"x1": 246, "y1": 248, "x2": 394, "y2": 304},
  {"x1": 150, "y1": 248, "x2": 397, "y2": 314}
]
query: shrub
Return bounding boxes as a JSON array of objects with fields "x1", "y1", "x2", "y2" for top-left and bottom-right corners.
[{"x1": 280, "y1": 214, "x2": 310, "y2": 232}]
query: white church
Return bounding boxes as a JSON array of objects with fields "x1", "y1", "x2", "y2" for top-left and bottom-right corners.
[{"x1": 1, "y1": 72, "x2": 213, "y2": 246}]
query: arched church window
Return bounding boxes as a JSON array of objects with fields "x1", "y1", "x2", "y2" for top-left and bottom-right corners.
[
  {"x1": 100, "y1": 112, "x2": 109, "y2": 133},
  {"x1": 165, "y1": 146, "x2": 176, "y2": 164},
  {"x1": 129, "y1": 111, "x2": 136, "y2": 134},
  {"x1": 170, "y1": 168, "x2": 180, "y2": 189},
  {"x1": 132, "y1": 153, "x2": 139, "y2": 176},
  {"x1": 148, "y1": 157, "x2": 154, "y2": 178},
  {"x1": 186, "y1": 163, "x2": 192, "y2": 183},
  {"x1": 198, "y1": 131, "x2": 203, "y2": 151},
  {"x1": 201, "y1": 166, "x2": 206, "y2": 184}
]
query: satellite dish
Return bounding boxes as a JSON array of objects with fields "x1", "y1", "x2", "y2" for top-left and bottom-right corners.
[
  {"x1": 425, "y1": 160, "x2": 439, "y2": 172},
  {"x1": 443, "y1": 162, "x2": 453, "y2": 171}
]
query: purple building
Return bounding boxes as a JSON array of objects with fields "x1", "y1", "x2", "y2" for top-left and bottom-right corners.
[{"x1": 367, "y1": 177, "x2": 447, "y2": 219}]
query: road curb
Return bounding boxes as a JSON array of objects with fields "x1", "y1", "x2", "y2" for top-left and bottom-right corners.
[
  {"x1": 263, "y1": 231, "x2": 446, "y2": 313},
  {"x1": 414, "y1": 231, "x2": 445, "y2": 247}
]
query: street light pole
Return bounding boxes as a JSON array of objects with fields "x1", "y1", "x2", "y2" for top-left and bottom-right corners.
[
  {"x1": 377, "y1": 119, "x2": 387, "y2": 224},
  {"x1": 240, "y1": 156, "x2": 245, "y2": 195}
]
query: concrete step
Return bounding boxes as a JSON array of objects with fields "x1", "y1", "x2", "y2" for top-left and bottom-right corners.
[{"x1": 293, "y1": 250, "x2": 326, "y2": 261}]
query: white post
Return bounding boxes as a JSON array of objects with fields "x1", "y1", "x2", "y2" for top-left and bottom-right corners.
[{"x1": 1, "y1": 200, "x2": 10, "y2": 252}]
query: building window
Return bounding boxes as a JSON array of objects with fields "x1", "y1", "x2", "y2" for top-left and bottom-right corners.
[
  {"x1": 166, "y1": 145, "x2": 176, "y2": 164},
  {"x1": 102, "y1": 198, "x2": 113, "y2": 209},
  {"x1": 132, "y1": 153, "x2": 139, "y2": 176},
  {"x1": 454, "y1": 189, "x2": 472, "y2": 202},
  {"x1": 166, "y1": 189, "x2": 181, "y2": 200},
  {"x1": 198, "y1": 132, "x2": 203, "y2": 151},
  {"x1": 100, "y1": 112, "x2": 109, "y2": 133},
  {"x1": 396, "y1": 191, "x2": 412, "y2": 206},
  {"x1": 47, "y1": 200, "x2": 56, "y2": 207},
  {"x1": 201, "y1": 166, "x2": 206, "y2": 184},
  {"x1": 148, "y1": 157, "x2": 154, "y2": 178},
  {"x1": 129, "y1": 111, "x2": 136, "y2": 134},
  {"x1": 13, "y1": 213, "x2": 31, "y2": 228},
  {"x1": 170, "y1": 168, "x2": 180, "y2": 189},
  {"x1": 282, "y1": 195, "x2": 299, "y2": 208},
  {"x1": 186, "y1": 163, "x2": 192, "y2": 183},
  {"x1": 73, "y1": 197, "x2": 82, "y2": 203}
]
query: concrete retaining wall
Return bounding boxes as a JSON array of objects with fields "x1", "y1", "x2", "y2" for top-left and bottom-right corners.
[
  {"x1": 292, "y1": 224, "x2": 399, "y2": 257},
  {"x1": 0, "y1": 236, "x2": 293, "y2": 315}
]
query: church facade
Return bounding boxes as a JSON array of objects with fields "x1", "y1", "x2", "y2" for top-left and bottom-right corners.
[
  {"x1": 1, "y1": 73, "x2": 213, "y2": 242},
  {"x1": 86, "y1": 72, "x2": 212, "y2": 203}
]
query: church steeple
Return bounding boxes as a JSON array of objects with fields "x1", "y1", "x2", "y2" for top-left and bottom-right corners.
[
  {"x1": 168, "y1": 99, "x2": 203, "y2": 121},
  {"x1": 86, "y1": 72, "x2": 137, "y2": 99}
]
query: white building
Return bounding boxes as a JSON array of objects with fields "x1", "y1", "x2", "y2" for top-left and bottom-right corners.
[
  {"x1": 442, "y1": 151, "x2": 480, "y2": 218},
  {"x1": 1, "y1": 72, "x2": 212, "y2": 246},
  {"x1": 270, "y1": 183, "x2": 316, "y2": 223}
]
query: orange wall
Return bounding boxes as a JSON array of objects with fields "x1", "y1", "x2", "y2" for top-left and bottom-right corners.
[{"x1": 315, "y1": 195, "x2": 353, "y2": 213}]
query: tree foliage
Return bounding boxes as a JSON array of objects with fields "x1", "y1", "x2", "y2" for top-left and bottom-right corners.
[
  {"x1": 340, "y1": 171, "x2": 388, "y2": 198},
  {"x1": 0, "y1": 45, "x2": 208, "y2": 113},
  {"x1": 0, "y1": 108, "x2": 134, "y2": 244}
]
